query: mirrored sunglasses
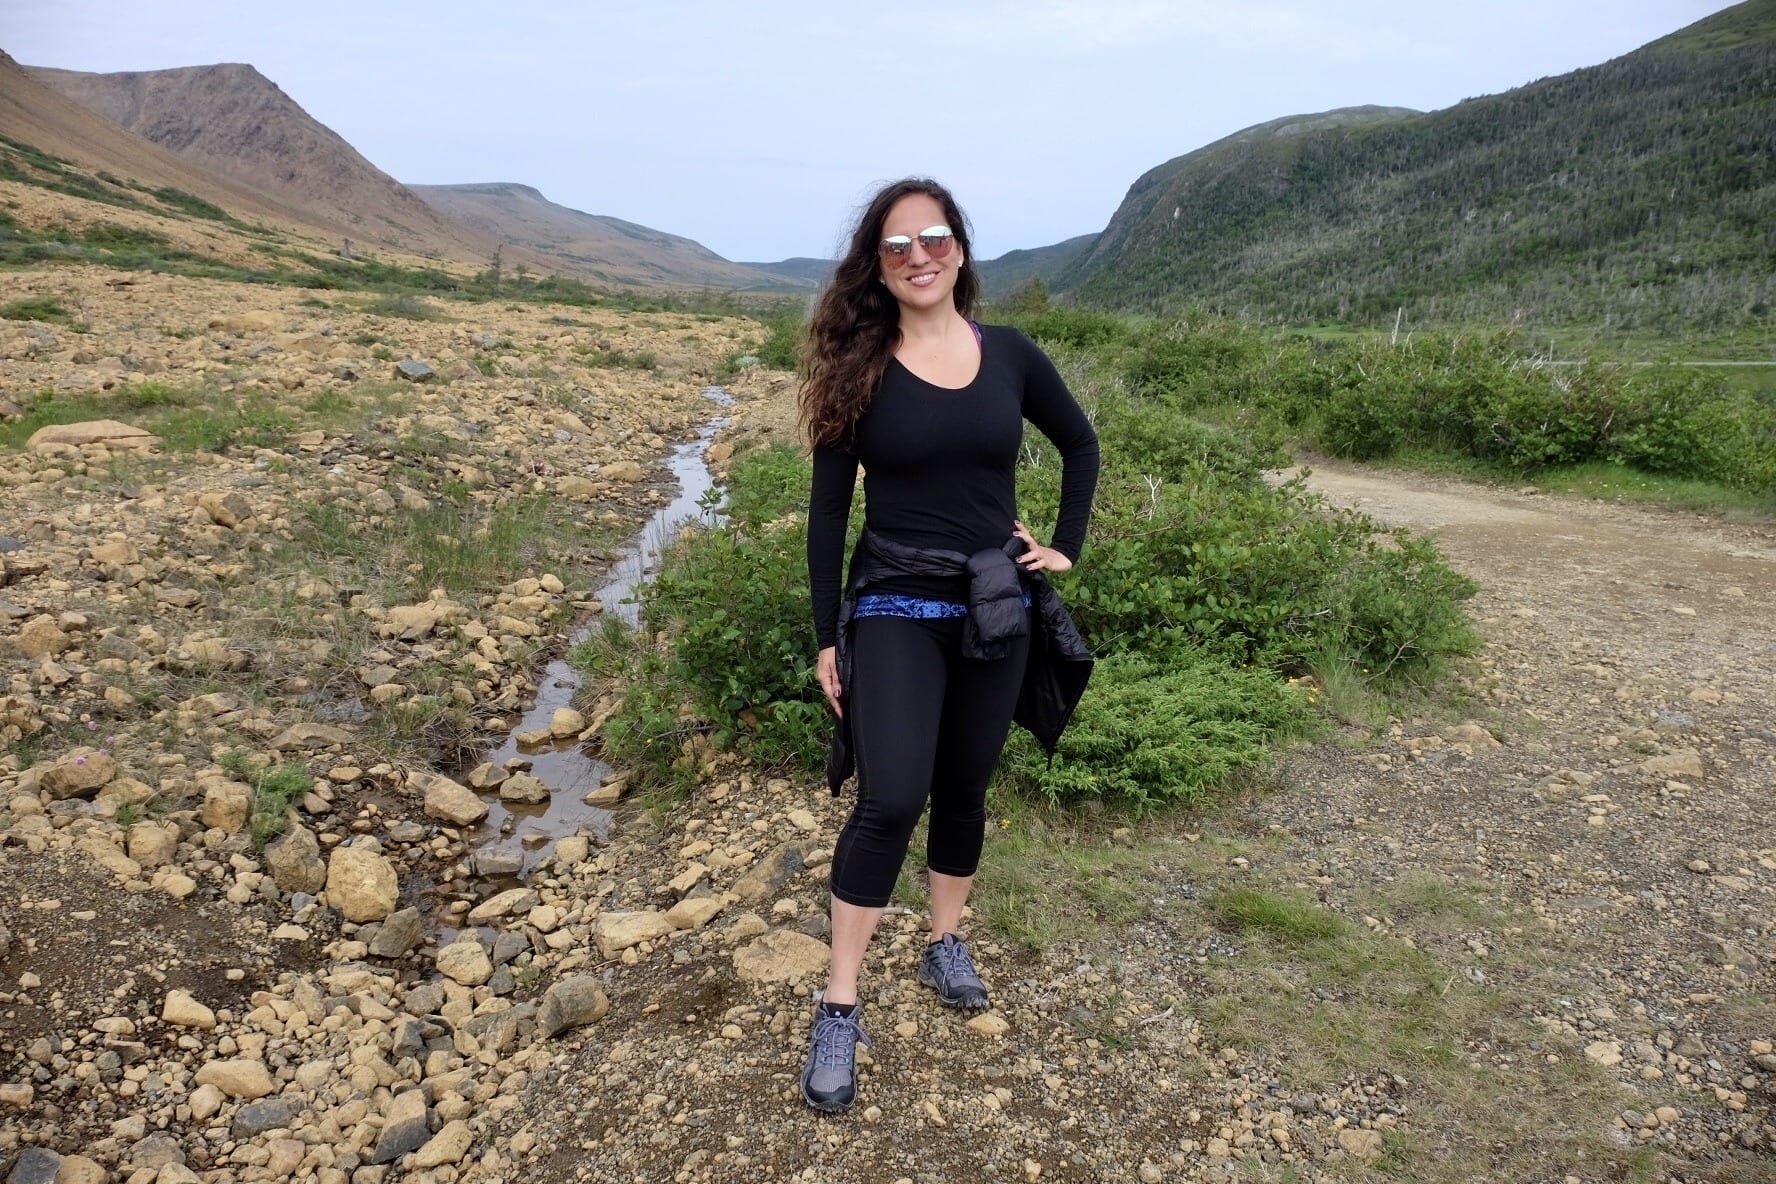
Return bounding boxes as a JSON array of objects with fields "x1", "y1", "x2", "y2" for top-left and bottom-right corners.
[{"x1": 879, "y1": 226, "x2": 955, "y2": 263}]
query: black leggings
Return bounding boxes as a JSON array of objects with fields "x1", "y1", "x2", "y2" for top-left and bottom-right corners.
[{"x1": 829, "y1": 614, "x2": 1030, "y2": 908}]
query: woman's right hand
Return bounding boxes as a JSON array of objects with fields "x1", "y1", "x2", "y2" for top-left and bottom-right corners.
[{"x1": 817, "y1": 646, "x2": 842, "y2": 718}]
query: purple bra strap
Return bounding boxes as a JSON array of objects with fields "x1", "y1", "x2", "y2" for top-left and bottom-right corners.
[{"x1": 969, "y1": 320, "x2": 983, "y2": 350}]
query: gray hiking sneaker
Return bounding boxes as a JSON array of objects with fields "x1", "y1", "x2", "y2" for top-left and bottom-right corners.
[
  {"x1": 800, "y1": 1001, "x2": 872, "y2": 1113},
  {"x1": 918, "y1": 933, "x2": 990, "y2": 1009}
]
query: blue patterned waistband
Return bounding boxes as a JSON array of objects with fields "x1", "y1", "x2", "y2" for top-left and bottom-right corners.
[{"x1": 854, "y1": 591, "x2": 1031, "y2": 620}]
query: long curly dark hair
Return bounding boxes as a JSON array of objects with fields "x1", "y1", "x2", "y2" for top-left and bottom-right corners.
[{"x1": 799, "y1": 177, "x2": 981, "y2": 448}]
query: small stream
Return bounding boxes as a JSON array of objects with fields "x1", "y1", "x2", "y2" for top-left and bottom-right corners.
[{"x1": 445, "y1": 393, "x2": 730, "y2": 889}]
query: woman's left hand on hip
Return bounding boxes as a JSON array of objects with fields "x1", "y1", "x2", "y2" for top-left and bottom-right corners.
[{"x1": 1013, "y1": 520, "x2": 1072, "y2": 573}]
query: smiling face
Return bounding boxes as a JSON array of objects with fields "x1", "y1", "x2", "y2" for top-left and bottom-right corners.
[{"x1": 878, "y1": 192, "x2": 965, "y2": 314}]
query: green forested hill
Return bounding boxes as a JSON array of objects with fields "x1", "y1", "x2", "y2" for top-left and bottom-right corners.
[{"x1": 1056, "y1": 0, "x2": 1775, "y2": 331}]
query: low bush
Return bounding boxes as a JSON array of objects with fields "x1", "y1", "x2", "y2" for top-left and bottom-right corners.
[
  {"x1": 753, "y1": 312, "x2": 801, "y2": 370},
  {"x1": 999, "y1": 646, "x2": 1306, "y2": 813},
  {"x1": 1113, "y1": 318, "x2": 1776, "y2": 495}
]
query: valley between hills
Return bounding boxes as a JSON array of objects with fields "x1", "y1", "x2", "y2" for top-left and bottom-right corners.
[{"x1": 0, "y1": 3, "x2": 1772, "y2": 1183}]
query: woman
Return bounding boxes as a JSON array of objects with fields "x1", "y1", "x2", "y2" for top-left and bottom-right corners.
[{"x1": 798, "y1": 177, "x2": 1099, "y2": 1112}]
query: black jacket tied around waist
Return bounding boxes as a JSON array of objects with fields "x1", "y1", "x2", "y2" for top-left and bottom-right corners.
[{"x1": 824, "y1": 531, "x2": 1094, "y2": 795}]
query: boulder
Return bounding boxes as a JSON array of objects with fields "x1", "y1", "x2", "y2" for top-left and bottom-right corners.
[
  {"x1": 27, "y1": 420, "x2": 159, "y2": 451},
  {"x1": 201, "y1": 780, "x2": 252, "y2": 832},
  {"x1": 266, "y1": 825, "x2": 327, "y2": 894},
  {"x1": 385, "y1": 603, "x2": 444, "y2": 639},
  {"x1": 537, "y1": 976, "x2": 610, "y2": 1037},
  {"x1": 325, "y1": 846, "x2": 399, "y2": 922},
  {"x1": 435, "y1": 938, "x2": 493, "y2": 986},
  {"x1": 466, "y1": 887, "x2": 539, "y2": 925},
  {"x1": 231, "y1": 1096, "x2": 298, "y2": 1137},
  {"x1": 554, "y1": 835, "x2": 591, "y2": 867},
  {"x1": 13, "y1": 616, "x2": 70, "y2": 659},
  {"x1": 732, "y1": 928, "x2": 830, "y2": 984},
  {"x1": 1640, "y1": 749, "x2": 1704, "y2": 778},
  {"x1": 53, "y1": 1156, "x2": 104, "y2": 1184},
  {"x1": 268, "y1": 722, "x2": 354, "y2": 751},
  {"x1": 370, "y1": 1088, "x2": 430, "y2": 1164},
  {"x1": 413, "y1": 1119, "x2": 474, "y2": 1168},
  {"x1": 413, "y1": 770, "x2": 488, "y2": 826},
  {"x1": 161, "y1": 990, "x2": 216, "y2": 1031},
  {"x1": 394, "y1": 359, "x2": 436, "y2": 383},
  {"x1": 196, "y1": 491, "x2": 253, "y2": 528},
  {"x1": 40, "y1": 749, "x2": 117, "y2": 799},
  {"x1": 498, "y1": 773, "x2": 550, "y2": 804},
  {"x1": 581, "y1": 774, "x2": 628, "y2": 807},
  {"x1": 6, "y1": 1148, "x2": 60, "y2": 1184},
  {"x1": 209, "y1": 311, "x2": 279, "y2": 333},
  {"x1": 125, "y1": 821, "x2": 178, "y2": 867},
  {"x1": 732, "y1": 842, "x2": 804, "y2": 903},
  {"x1": 593, "y1": 911, "x2": 674, "y2": 959},
  {"x1": 194, "y1": 1058, "x2": 274, "y2": 1100},
  {"x1": 665, "y1": 896, "x2": 725, "y2": 930},
  {"x1": 367, "y1": 907, "x2": 422, "y2": 958}
]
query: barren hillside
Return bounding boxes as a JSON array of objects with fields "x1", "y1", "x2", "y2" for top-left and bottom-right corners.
[
  {"x1": 27, "y1": 61, "x2": 496, "y2": 264},
  {"x1": 0, "y1": 51, "x2": 317, "y2": 234}
]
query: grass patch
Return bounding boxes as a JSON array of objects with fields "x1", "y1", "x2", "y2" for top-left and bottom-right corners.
[
  {"x1": 1210, "y1": 887, "x2": 1346, "y2": 943},
  {"x1": 0, "y1": 297, "x2": 69, "y2": 323},
  {"x1": 970, "y1": 802, "x2": 1206, "y2": 951},
  {"x1": 1167, "y1": 841, "x2": 1672, "y2": 1183}
]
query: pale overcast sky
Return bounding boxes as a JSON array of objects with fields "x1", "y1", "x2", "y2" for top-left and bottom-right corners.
[{"x1": 3, "y1": 1, "x2": 1738, "y2": 262}]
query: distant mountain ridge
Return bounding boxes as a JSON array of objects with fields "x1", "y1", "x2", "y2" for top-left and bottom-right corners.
[
  {"x1": 976, "y1": 233, "x2": 1098, "y2": 301},
  {"x1": 19, "y1": 61, "x2": 801, "y2": 292},
  {"x1": 1004, "y1": 0, "x2": 1776, "y2": 330},
  {"x1": 409, "y1": 182, "x2": 808, "y2": 291},
  {"x1": 736, "y1": 257, "x2": 834, "y2": 286}
]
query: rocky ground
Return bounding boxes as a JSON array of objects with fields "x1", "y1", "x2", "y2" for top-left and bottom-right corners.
[{"x1": 2, "y1": 267, "x2": 1772, "y2": 1184}]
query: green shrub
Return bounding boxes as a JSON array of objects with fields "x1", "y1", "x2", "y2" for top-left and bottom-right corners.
[
  {"x1": 151, "y1": 187, "x2": 230, "y2": 221},
  {"x1": 249, "y1": 763, "x2": 314, "y2": 847},
  {"x1": 1318, "y1": 372, "x2": 1411, "y2": 460},
  {"x1": 643, "y1": 511, "x2": 826, "y2": 770},
  {"x1": 719, "y1": 441, "x2": 810, "y2": 528},
  {"x1": 753, "y1": 313, "x2": 801, "y2": 370},
  {"x1": 1000, "y1": 647, "x2": 1305, "y2": 813},
  {"x1": 1609, "y1": 367, "x2": 1739, "y2": 481},
  {"x1": 1004, "y1": 305, "x2": 1133, "y2": 352}
]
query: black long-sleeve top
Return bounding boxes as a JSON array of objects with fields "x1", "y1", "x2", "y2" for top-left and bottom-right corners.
[{"x1": 808, "y1": 324, "x2": 1100, "y2": 648}]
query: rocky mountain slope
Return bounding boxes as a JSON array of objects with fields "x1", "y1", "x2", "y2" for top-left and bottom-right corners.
[
  {"x1": 27, "y1": 62, "x2": 500, "y2": 266},
  {"x1": 0, "y1": 51, "x2": 321, "y2": 237}
]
